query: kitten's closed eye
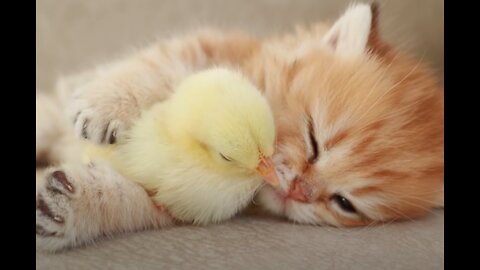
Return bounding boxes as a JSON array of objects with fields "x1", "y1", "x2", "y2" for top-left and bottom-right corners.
[
  {"x1": 331, "y1": 194, "x2": 356, "y2": 213},
  {"x1": 307, "y1": 117, "x2": 319, "y2": 163}
]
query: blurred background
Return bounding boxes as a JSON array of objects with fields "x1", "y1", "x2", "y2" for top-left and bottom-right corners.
[{"x1": 36, "y1": 0, "x2": 444, "y2": 92}]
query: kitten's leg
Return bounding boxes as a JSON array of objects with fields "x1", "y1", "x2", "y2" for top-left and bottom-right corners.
[
  {"x1": 36, "y1": 92, "x2": 68, "y2": 166},
  {"x1": 36, "y1": 160, "x2": 173, "y2": 252},
  {"x1": 67, "y1": 30, "x2": 259, "y2": 144},
  {"x1": 36, "y1": 91, "x2": 88, "y2": 167}
]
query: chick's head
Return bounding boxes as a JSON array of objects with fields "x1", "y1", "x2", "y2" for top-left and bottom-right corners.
[{"x1": 166, "y1": 68, "x2": 278, "y2": 186}]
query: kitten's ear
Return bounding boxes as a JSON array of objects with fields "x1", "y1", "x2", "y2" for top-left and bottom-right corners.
[{"x1": 322, "y1": 3, "x2": 377, "y2": 55}]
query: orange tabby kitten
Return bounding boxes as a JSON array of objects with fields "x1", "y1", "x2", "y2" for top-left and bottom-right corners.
[
  {"x1": 36, "y1": 3, "x2": 443, "y2": 251},
  {"x1": 253, "y1": 4, "x2": 444, "y2": 226}
]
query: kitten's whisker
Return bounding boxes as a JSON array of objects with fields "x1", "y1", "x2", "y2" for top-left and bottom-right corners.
[
  {"x1": 376, "y1": 202, "x2": 418, "y2": 224},
  {"x1": 252, "y1": 182, "x2": 267, "y2": 201},
  {"x1": 349, "y1": 53, "x2": 400, "y2": 119},
  {"x1": 378, "y1": 190, "x2": 444, "y2": 207},
  {"x1": 360, "y1": 218, "x2": 396, "y2": 233},
  {"x1": 356, "y1": 219, "x2": 379, "y2": 233},
  {"x1": 353, "y1": 53, "x2": 425, "y2": 127},
  {"x1": 384, "y1": 197, "x2": 443, "y2": 217},
  {"x1": 363, "y1": 99, "x2": 421, "y2": 127},
  {"x1": 378, "y1": 218, "x2": 399, "y2": 231},
  {"x1": 383, "y1": 188, "x2": 444, "y2": 197}
]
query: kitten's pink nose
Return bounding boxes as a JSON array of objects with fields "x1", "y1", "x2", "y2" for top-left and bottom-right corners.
[{"x1": 287, "y1": 177, "x2": 310, "y2": 203}]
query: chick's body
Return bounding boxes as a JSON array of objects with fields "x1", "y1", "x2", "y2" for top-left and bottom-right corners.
[{"x1": 85, "y1": 68, "x2": 276, "y2": 225}]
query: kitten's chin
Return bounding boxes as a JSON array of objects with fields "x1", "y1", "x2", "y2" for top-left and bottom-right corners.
[
  {"x1": 256, "y1": 185, "x2": 287, "y2": 217},
  {"x1": 257, "y1": 185, "x2": 323, "y2": 225}
]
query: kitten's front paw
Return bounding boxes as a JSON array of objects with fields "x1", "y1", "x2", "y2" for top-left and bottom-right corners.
[
  {"x1": 36, "y1": 169, "x2": 77, "y2": 252},
  {"x1": 67, "y1": 82, "x2": 141, "y2": 144},
  {"x1": 72, "y1": 105, "x2": 126, "y2": 144}
]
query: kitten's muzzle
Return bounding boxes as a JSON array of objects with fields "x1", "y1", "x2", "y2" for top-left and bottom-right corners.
[{"x1": 287, "y1": 177, "x2": 316, "y2": 203}]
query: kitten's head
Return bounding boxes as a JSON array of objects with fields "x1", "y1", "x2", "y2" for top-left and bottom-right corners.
[{"x1": 255, "y1": 3, "x2": 444, "y2": 226}]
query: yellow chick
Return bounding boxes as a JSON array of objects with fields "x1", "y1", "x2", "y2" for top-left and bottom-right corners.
[{"x1": 84, "y1": 68, "x2": 279, "y2": 225}]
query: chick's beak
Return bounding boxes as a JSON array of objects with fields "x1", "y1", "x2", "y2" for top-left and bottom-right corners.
[{"x1": 256, "y1": 155, "x2": 279, "y2": 187}]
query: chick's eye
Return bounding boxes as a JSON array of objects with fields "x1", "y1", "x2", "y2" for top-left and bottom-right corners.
[
  {"x1": 220, "y1": 153, "x2": 232, "y2": 161},
  {"x1": 331, "y1": 194, "x2": 356, "y2": 213}
]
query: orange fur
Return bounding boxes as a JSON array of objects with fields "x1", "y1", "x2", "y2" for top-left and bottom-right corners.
[{"x1": 252, "y1": 5, "x2": 443, "y2": 226}]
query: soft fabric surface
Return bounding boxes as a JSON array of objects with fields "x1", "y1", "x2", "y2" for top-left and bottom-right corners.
[
  {"x1": 36, "y1": 0, "x2": 444, "y2": 269},
  {"x1": 37, "y1": 211, "x2": 444, "y2": 270}
]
